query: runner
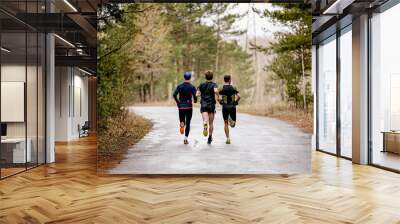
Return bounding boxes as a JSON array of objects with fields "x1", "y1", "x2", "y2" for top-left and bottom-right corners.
[
  {"x1": 197, "y1": 71, "x2": 219, "y2": 144},
  {"x1": 173, "y1": 71, "x2": 197, "y2": 144},
  {"x1": 219, "y1": 75, "x2": 240, "y2": 144}
]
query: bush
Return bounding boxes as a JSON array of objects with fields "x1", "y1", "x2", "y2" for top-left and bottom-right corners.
[{"x1": 98, "y1": 110, "x2": 152, "y2": 157}]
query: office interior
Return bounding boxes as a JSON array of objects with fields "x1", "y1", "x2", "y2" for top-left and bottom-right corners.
[{"x1": 0, "y1": 0, "x2": 97, "y2": 179}]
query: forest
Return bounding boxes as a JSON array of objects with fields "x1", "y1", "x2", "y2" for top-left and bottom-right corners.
[{"x1": 97, "y1": 3, "x2": 311, "y2": 156}]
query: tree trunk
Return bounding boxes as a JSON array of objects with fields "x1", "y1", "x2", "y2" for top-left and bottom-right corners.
[
  {"x1": 139, "y1": 88, "x2": 143, "y2": 103},
  {"x1": 301, "y1": 47, "x2": 306, "y2": 110},
  {"x1": 141, "y1": 86, "x2": 146, "y2": 103},
  {"x1": 215, "y1": 7, "x2": 220, "y2": 73},
  {"x1": 168, "y1": 82, "x2": 173, "y2": 102},
  {"x1": 149, "y1": 72, "x2": 154, "y2": 102}
]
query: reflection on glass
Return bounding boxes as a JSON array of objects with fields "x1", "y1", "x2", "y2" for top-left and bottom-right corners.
[
  {"x1": 38, "y1": 33, "x2": 46, "y2": 165},
  {"x1": 27, "y1": 31, "x2": 38, "y2": 169},
  {"x1": 371, "y1": 4, "x2": 400, "y2": 171},
  {"x1": 390, "y1": 75, "x2": 400, "y2": 130},
  {"x1": 1, "y1": 31, "x2": 27, "y2": 177},
  {"x1": 318, "y1": 35, "x2": 337, "y2": 154},
  {"x1": 340, "y1": 27, "x2": 352, "y2": 158}
]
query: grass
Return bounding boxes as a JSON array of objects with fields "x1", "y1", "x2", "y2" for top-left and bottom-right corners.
[{"x1": 238, "y1": 103, "x2": 313, "y2": 134}]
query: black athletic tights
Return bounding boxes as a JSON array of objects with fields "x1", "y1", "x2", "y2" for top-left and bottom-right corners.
[{"x1": 179, "y1": 109, "x2": 193, "y2": 137}]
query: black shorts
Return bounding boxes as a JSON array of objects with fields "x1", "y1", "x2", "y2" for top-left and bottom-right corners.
[
  {"x1": 200, "y1": 103, "x2": 216, "y2": 113},
  {"x1": 222, "y1": 105, "x2": 236, "y2": 121}
]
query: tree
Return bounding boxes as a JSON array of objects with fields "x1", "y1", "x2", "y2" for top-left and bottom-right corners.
[
  {"x1": 206, "y1": 3, "x2": 244, "y2": 74},
  {"x1": 256, "y1": 4, "x2": 312, "y2": 110},
  {"x1": 126, "y1": 4, "x2": 172, "y2": 102},
  {"x1": 99, "y1": 3, "x2": 256, "y2": 106}
]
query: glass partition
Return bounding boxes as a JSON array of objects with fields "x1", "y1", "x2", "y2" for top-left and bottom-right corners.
[
  {"x1": 27, "y1": 31, "x2": 38, "y2": 169},
  {"x1": 0, "y1": 1, "x2": 46, "y2": 179},
  {"x1": 370, "y1": 4, "x2": 400, "y2": 171},
  {"x1": 317, "y1": 35, "x2": 337, "y2": 154},
  {"x1": 38, "y1": 32, "x2": 45, "y2": 165},
  {"x1": 339, "y1": 26, "x2": 352, "y2": 158},
  {"x1": 1, "y1": 31, "x2": 28, "y2": 177}
]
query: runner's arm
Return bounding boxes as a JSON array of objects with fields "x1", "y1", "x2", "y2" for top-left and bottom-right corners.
[
  {"x1": 173, "y1": 87, "x2": 179, "y2": 104},
  {"x1": 235, "y1": 87, "x2": 241, "y2": 104},
  {"x1": 192, "y1": 87, "x2": 198, "y2": 103},
  {"x1": 214, "y1": 86, "x2": 219, "y2": 100},
  {"x1": 196, "y1": 89, "x2": 201, "y2": 97},
  {"x1": 236, "y1": 92, "x2": 241, "y2": 104},
  {"x1": 218, "y1": 87, "x2": 224, "y2": 104}
]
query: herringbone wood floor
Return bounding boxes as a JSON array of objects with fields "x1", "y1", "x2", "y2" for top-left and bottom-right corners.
[{"x1": 1, "y1": 136, "x2": 400, "y2": 224}]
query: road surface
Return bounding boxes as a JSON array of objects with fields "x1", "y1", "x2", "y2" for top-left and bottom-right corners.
[{"x1": 106, "y1": 106, "x2": 311, "y2": 174}]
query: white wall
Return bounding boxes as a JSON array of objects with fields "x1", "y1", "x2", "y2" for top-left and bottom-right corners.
[
  {"x1": 55, "y1": 66, "x2": 89, "y2": 141},
  {"x1": 55, "y1": 66, "x2": 71, "y2": 141},
  {"x1": 1, "y1": 65, "x2": 26, "y2": 139},
  {"x1": 1, "y1": 65, "x2": 36, "y2": 138}
]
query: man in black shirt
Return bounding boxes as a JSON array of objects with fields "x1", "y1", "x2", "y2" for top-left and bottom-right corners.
[
  {"x1": 197, "y1": 71, "x2": 219, "y2": 144},
  {"x1": 219, "y1": 75, "x2": 240, "y2": 144}
]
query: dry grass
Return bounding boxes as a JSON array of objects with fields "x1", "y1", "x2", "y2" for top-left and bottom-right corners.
[
  {"x1": 97, "y1": 111, "x2": 153, "y2": 169},
  {"x1": 238, "y1": 103, "x2": 313, "y2": 134},
  {"x1": 133, "y1": 101, "x2": 175, "y2": 107}
]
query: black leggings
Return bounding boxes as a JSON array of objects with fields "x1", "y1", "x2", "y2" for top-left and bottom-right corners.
[{"x1": 179, "y1": 109, "x2": 193, "y2": 137}]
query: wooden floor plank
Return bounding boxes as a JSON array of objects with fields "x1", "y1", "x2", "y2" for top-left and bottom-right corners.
[{"x1": 0, "y1": 136, "x2": 399, "y2": 223}]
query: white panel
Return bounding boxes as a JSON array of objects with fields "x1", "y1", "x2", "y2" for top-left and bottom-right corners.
[{"x1": 1, "y1": 82, "x2": 25, "y2": 122}]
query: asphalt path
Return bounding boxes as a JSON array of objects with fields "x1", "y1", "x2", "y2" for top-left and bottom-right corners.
[{"x1": 106, "y1": 106, "x2": 311, "y2": 174}]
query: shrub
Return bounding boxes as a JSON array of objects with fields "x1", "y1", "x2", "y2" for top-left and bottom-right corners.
[{"x1": 98, "y1": 110, "x2": 152, "y2": 157}]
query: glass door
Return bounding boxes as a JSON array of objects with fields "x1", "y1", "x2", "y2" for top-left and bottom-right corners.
[
  {"x1": 339, "y1": 26, "x2": 352, "y2": 158},
  {"x1": 317, "y1": 35, "x2": 337, "y2": 154}
]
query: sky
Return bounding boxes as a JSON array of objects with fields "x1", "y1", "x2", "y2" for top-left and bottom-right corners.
[
  {"x1": 230, "y1": 3, "x2": 285, "y2": 38},
  {"x1": 220, "y1": 3, "x2": 288, "y2": 49}
]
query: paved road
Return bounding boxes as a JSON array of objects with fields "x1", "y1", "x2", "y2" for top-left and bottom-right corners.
[{"x1": 106, "y1": 106, "x2": 311, "y2": 174}]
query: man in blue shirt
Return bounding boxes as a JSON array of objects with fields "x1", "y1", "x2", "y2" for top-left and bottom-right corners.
[{"x1": 173, "y1": 71, "x2": 197, "y2": 144}]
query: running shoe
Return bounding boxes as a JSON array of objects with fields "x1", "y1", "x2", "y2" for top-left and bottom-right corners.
[
  {"x1": 203, "y1": 123, "x2": 208, "y2": 137},
  {"x1": 226, "y1": 138, "x2": 231, "y2": 144},
  {"x1": 228, "y1": 117, "x2": 236, "y2": 128},
  {"x1": 180, "y1": 122, "x2": 185, "y2": 135},
  {"x1": 207, "y1": 136, "x2": 213, "y2": 144},
  {"x1": 184, "y1": 139, "x2": 189, "y2": 145}
]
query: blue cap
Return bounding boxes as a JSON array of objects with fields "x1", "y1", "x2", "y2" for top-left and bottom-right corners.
[{"x1": 184, "y1": 71, "x2": 192, "y2": 80}]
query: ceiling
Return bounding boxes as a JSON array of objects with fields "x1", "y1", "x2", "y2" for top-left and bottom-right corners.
[{"x1": 0, "y1": 0, "x2": 101, "y2": 74}]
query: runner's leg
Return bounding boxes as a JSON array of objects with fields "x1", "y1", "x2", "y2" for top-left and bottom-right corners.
[
  {"x1": 185, "y1": 109, "x2": 193, "y2": 137},
  {"x1": 224, "y1": 120, "x2": 229, "y2": 139},
  {"x1": 201, "y1": 112, "x2": 209, "y2": 136},
  {"x1": 208, "y1": 112, "x2": 215, "y2": 137},
  {"x1": 231, "y1": 107, "x2": 236, "y2": 121},
  {"x1": 179, "y1": 110, "x2": 185, "y2": 134},
  {"x1": 229, "y1": 107, "x2": 236, "y2": 128},
  {"x1": 201, "y1": 112, "x2": 209, "y2": 124},
  {"x1": 222, "y1": 107, "x2": 230, "y2": 141},
  {"x1": 207, "y1": 112, "x2": 215, "y2": 144}
]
